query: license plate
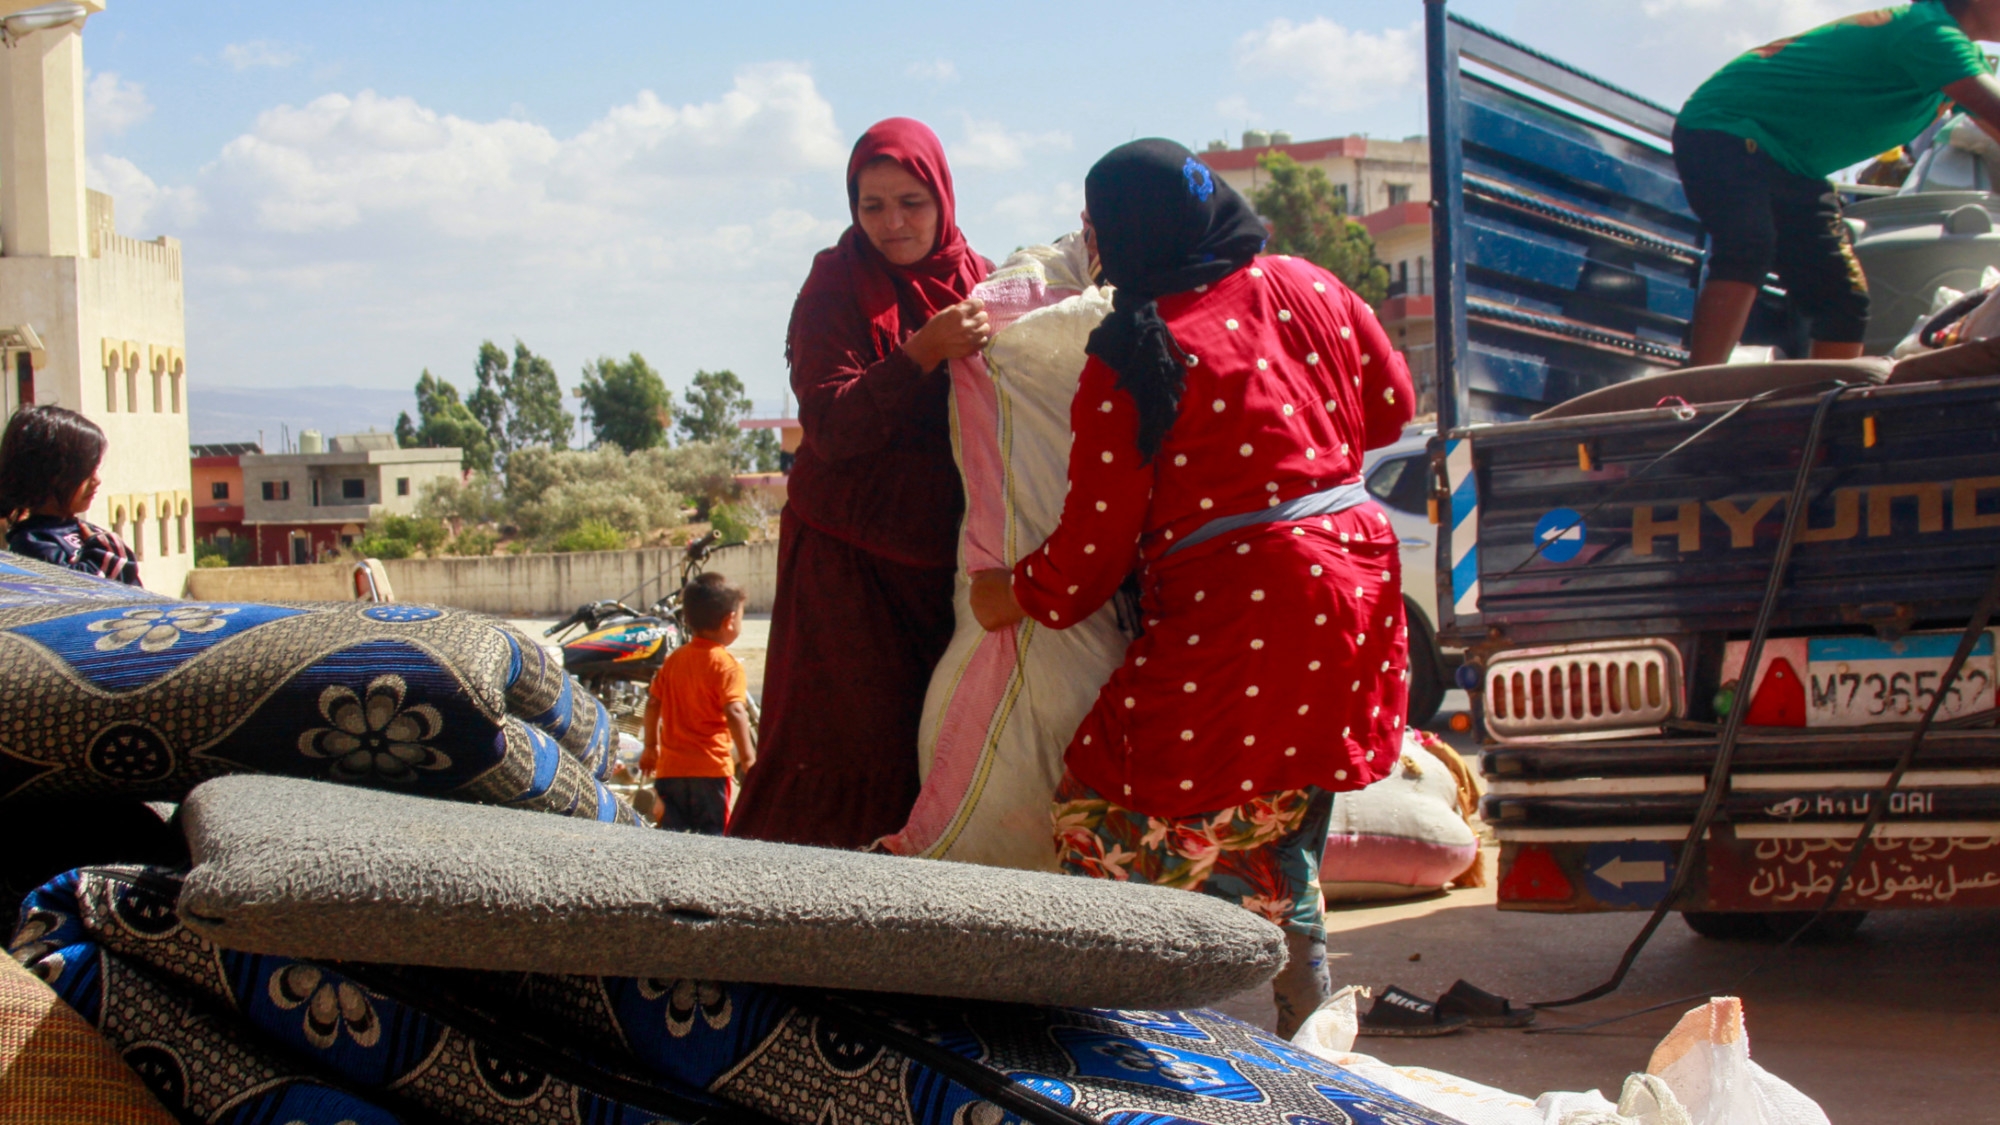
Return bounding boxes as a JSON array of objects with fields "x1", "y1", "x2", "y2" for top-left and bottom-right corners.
[{"x1": 1723, "y1": 633, "x2": 1998, "y2": 728}]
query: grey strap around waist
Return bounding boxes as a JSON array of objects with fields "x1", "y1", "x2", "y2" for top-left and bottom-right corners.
[{"x1": 1164, "y1": 481, "x2": 1372, "y2": 558}]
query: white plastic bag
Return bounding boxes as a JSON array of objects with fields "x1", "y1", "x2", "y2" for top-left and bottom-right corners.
[
  {"x1": 1289, "y1": 985, "x2": 1366, "y2": 1055},
  {"x1": 1891, "y1": 266, "x2": 2000, "y2": 357},
  {"x1": 1286, "y1": 995, "x2": 1827, "y2": 1125},
  {"x1": 1645, "y1": 998, "x2": 1830, "y2": 1125},
  {"x1": 1289, "y1": 988, "x2": 1623, "y2": 1125}
]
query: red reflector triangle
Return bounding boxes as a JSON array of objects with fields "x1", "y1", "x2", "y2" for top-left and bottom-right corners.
[
  {"x1": 1744, "y1": 656, "x2": 1806, "y2": 727},
  {"x1": 1499, "y1": 844, "x2": 1574, "y2": 902}
]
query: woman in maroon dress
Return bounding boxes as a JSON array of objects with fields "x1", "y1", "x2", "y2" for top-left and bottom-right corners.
[
  {"x1": 729, "y1": 118, "x2": 993, "y2": 849},
  {"x1": 971, "y1": 140, "x2": 1415, "y2": 1034}
]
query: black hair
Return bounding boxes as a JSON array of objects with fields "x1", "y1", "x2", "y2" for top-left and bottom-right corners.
[
  {"x1": 1083, "y1": 140, "x2": 1267, "y2": 461},
  {"x1": 0, "y1": 406, "x2": 106, "y2": 522},
  {"x1": 683, "y1": 571, "x2": 746, "y2": 633}
]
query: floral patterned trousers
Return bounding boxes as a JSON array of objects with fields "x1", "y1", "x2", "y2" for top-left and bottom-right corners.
[{"x1": 1053, "y1": 771, "x2": 1337, "y2": 941}]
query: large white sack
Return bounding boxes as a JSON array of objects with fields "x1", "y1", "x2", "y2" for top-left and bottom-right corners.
[
  {"x1": 1646, "y1": 998, "x2": 1830, "y2": 1125},
  {"x1": 1321, "y1": 728, "x2": 1483, "y2": 902},
  {"x1": 1287, "y1": 994, "x2": 1827, "y2": 1125},
  {"x1": 1291, "y1": 989, "x2": 1625, "y2": 1125},
  {"x1": 877, "y1": 234, "x2": 1125, "y2": 870}
]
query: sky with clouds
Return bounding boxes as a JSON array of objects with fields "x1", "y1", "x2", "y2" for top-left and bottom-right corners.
[{"x1": 72, "y1": 0, "x2": 1886, "y2": 425}]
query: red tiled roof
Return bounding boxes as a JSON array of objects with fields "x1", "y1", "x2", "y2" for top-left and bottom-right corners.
[
  {"x1": 1359, "y1": 202, "x2": 1431, "y2": 236},
  {"x1": 1200, "y1": 136, "x2": 1373, "y2": 171}
]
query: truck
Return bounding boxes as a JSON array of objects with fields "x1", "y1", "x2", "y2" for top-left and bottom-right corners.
[{"x1": 1422, "y1": 1, "x2": 2000, "y2": 934}]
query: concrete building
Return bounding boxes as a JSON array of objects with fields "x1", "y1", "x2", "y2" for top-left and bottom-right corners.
[
  {"x1": 1360, "y1": 203, "x2": 1437, "y2": 413},
  {"x1": 240, "y1": 435, "x2": 462, "y2": 566},
  {"x1": 734, "y1": 416, "x2": 801, "y2": 509},
  {"x1": 1207, "y1": 131, "x2": 1439, "y2": 415},
  {"x1": 0, "y1": 1, "x2": 193, "y2": 593},
  {"x1": 190, "y1": 441, "x2": 259, "y2": 546},
  {"x1": 1205, "y1": 131, "x2": 1431, "y2": 219}
]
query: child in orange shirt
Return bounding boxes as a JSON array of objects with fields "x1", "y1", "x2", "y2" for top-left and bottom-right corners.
[{"x1": 640, "y1": 573, "x2": 756, "y2": 833}]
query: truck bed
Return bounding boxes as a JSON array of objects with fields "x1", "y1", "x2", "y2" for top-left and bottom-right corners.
[{"x1": 1436, "y1": 375, "x2": 2000, "y2": 650}]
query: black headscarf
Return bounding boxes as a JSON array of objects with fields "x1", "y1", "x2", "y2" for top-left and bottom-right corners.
[{"x1": 1084, "y1": 139, "x2": 1267, "y2": 460}]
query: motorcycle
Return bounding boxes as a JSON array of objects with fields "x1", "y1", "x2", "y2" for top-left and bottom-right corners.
[{"x1": 545, "y1": 530, "x2": 746, "y2": 735}]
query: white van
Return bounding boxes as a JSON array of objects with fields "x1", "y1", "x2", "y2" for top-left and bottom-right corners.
[{"x1": 1359, "y1": 424, "x2": 1456, "y2": 724}]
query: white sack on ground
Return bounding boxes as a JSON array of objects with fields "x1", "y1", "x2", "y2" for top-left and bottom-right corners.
[
  {"x1": 1321, "y1": 728, "x2": 1484, "y2": 902},
  {"x1": 1288, "y1": 994, "x2": 1827, "y2": 1125},
  {"x1": 878, "y1": 235, "x2": 1125, "y2": 870},
  {"x1": 1645, "y1": 997, "x2": 1829, "y2": 1125}
]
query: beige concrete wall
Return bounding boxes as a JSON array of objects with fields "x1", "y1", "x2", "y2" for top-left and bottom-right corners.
[
  {"x1": 182, "y1": 542, "x2": 782, "y2": 616},
  {"x1": 183, "y1": 561, "x2": 354, "y2": 602},
  {"x1": 0, "y1": 21, "x2": 86, "y2": 259},
  {"x1": 84, "y1": 236, "x2": 192, "y2": 597},
  {"x1": 178, "y1": 544, "x2": 780, "y2": 612},
  {"x1": 0, "y1": 256, "x2": 80, "y2": 411},
  {"x1": 378, "y1": 541, "x2": 781, "y2": 617},
  {"x1": 0, "y1": 10, "x2": 192, "y2": 597}
]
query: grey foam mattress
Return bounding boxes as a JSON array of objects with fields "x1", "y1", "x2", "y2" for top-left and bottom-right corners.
[{"x1": 176, "y1": 776, "x2": 1286, "y2": 1009}]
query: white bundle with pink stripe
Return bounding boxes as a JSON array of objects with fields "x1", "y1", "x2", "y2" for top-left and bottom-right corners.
[
  {"x1": 877, "y1": 234, "x2": 1127, "y2": 870},
  {"x1": 1321, "y1": 729, "x2": 1483, "y2": 901}
]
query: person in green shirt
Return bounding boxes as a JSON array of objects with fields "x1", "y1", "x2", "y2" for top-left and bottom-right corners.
[{"x1": 1676, "y1": 0, "x2": 2000, "y2": 367}]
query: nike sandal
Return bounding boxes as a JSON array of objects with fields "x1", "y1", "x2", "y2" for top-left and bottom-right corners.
[
  {"x1": 1435, "y1": 979, "x2": 1536, "y2": 1028},
  {"x1": 1356, "y1": 985, "x2": 1469, "y2": 1037}
]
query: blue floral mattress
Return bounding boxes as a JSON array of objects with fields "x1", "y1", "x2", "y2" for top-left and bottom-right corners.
[
  {"x1": 12, "y1": 866, "x2": 1467, "y2": 1125},
  {"x1": 0, "y1": 556, "x2": 634, "y2": 823}
]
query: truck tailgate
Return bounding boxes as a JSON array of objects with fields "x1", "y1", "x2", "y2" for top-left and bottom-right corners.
[{"x1": 1437, "y1": 378, "x2": 2000, "y2": 648}]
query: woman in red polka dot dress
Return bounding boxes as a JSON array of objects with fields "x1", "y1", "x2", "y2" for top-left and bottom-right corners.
[{"x1": 970, "y1": 139, "x2": 1415, "y2": 1034}]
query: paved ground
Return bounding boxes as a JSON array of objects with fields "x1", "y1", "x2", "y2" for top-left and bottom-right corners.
[
  {"x1": 518, "y1": 628, "x2": 2000, "y2": 1118},
  {"x1": 1213, "y1": 860, "x2": 2000, "y2": 1119},
  {"x1": 1218, "y1": 690, "x2": 2000, "y2": 1119}
]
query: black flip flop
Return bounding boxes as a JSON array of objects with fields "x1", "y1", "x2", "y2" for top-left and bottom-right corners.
[
  {"x1": 1435, "y1": 979, "x2": 1536, "y2": 1028},
  {"x1": 1356, "y1": 986, "x2": 1469, "y2": 1037}
]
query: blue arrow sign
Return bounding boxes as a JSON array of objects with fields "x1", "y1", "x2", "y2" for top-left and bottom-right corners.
[
  {"x1": 1533, "y1": 508, "x2": 1586, "y2": 563},
  {"x1": 1583, "y1": 841, "x2": 1677, "y2": 907}
]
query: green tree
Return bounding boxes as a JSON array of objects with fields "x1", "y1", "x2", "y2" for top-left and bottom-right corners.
[
  {"x1": 194, "y1": 537, "x2": 251, "y2": 568},
  {"x1": 416, "y1": 472, "x2": 505, "y2": 527},
  {"x1": 466, "y1": 341, "x2": 510, "y2": 450},
  {"x1": 508, "y1": 341, "x2": 573, "y2": 452},
  {"x1": 355, "y1": 513, "x2": 448, "y2": 560},
  {"x1": 740, "y1": 427, "x2": 782, "y2": 473},
  {"x1": 578, "y1": 353, "x2": 672, "y2": 452},
  {"x1": 396, "y1": 369, "x2": 494, "y2": 473},
  {"x1": 502, "y1": 446, "x2": 690, "y2": 546},
  {"x1": 677, "y1": 369, "x2": 748, "y2": 444},
  {"x1": 677, "y1": 369, "x2": 778, "y2": 471},
  {"x1": 551, "y1": 519, "x2": 628, "y2": 553},
  {"x1": 655, "y1": 441, "x2": 741, "y2": 519},
  {"x1": 461, "y1": 339, "x2": 573, "y2": 468},
  {"x1": 1251, "y1": 152, "x2": 1389, "y2": 306}
]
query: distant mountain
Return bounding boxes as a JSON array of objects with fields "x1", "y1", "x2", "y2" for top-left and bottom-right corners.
[{"x1": 187, "y1": 385, "x2": 416, "y2": 449}]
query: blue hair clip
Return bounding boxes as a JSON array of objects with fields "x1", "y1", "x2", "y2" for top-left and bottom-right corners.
[{"x1": 1182, "y1": 157, "x2": 1215, "y2": 202}]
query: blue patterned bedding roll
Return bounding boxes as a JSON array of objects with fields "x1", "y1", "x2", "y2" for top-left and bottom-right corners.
[
  {"x1": 11, "y1": 867, "x2": 1468, "y2": 1125},
  {"x1": 0, "y1": 556, "x2": 634, "y2": 824}
]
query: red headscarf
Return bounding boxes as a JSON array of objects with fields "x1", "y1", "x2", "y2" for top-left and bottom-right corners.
[{"x1": 791, "y1": 118, "x2": 989, "y2": 360}]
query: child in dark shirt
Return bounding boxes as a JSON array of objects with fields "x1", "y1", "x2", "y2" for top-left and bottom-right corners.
[{"x1": 0, "y1": 406, "x2": 140, "y2": 585}]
